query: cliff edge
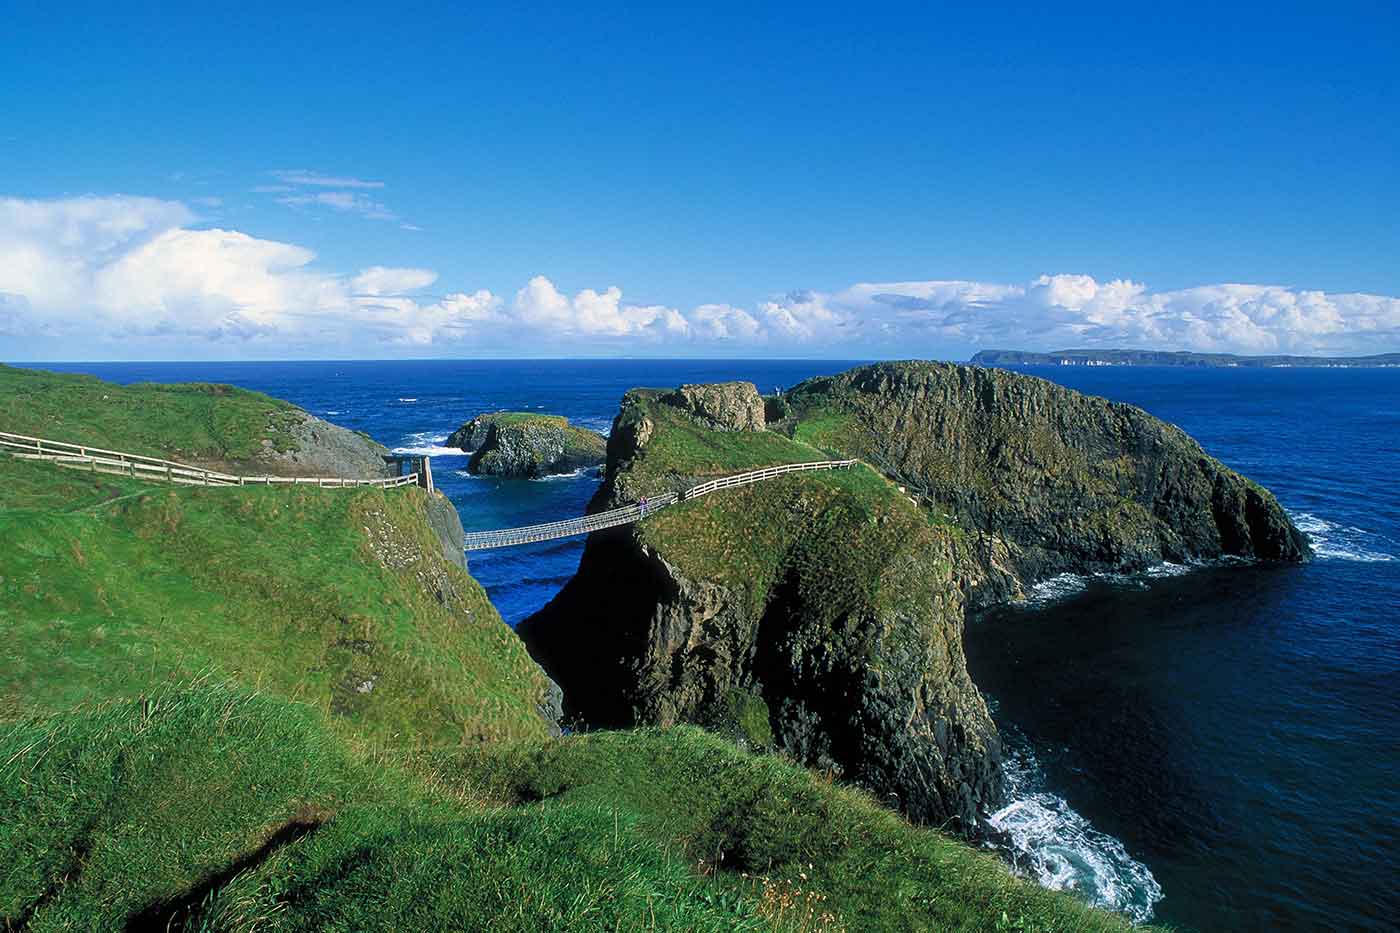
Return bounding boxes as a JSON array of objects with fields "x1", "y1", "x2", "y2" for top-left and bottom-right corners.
[{"x1": 520, "y1": 363, "x2": 1308, "y2": 833}]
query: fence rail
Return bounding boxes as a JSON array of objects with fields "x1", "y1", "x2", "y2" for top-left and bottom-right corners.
[
  {"x1": 462, "y1": 459, "x2": 857, "y2": 551},
  {"x1": 0, "y1": 430, "x2": 420, "y2": 489}
]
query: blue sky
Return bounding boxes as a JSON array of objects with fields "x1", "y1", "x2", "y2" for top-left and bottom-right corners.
[{"x1": 2, "y1": 2, "x2": 1397, "y2": 360}]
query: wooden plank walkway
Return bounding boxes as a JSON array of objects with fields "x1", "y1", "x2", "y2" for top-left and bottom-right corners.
[
  {"x1": 461, "y1": 459, "x2": 857, "y2": 551},
  {"x1": 0, "y1": 430, "x2": 421, "y2": 489}
]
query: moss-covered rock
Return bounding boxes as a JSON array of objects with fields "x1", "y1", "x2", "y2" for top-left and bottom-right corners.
[
  {"x1": 782, "y1": 360, "x2": 1311, "y2": 604},
  {"x1": 521, "y1": 360, "x2": 1310, "y2": 835},
  {"x1": 662, "y1": 381, "x2": 767, "y2": 432},
  {"x1": 521, "y1": 384, "x2": 1003, "y2": 832},
  {"x1": 449, "y1": 412, "x2": 606, "y2": 478}
]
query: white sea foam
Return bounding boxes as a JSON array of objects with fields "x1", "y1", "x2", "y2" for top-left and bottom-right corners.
[
  {"x1": 534, "y1": 468, "x2": 587, "y2": 481},
  {"x1": 989, "y1": 747, "x2": 1164, "y2": 924},
  {"x1": 575, "y1": 416, "x2": 614, "y2": 437},
  {"x1": 1142, "y1": 561, "x2": 1190, "y2": 578},
  {"x1": 398, "y1": 397, "x2": 418, "y2": 402},
  {"x1": 1291, "y1": 512, "x2": 1395, "y2": 562},
  {"x1": 1025, "y1": 573, "x2": 1089, "y2": 604},
  {"x1": 1024, "y1": 559, "x2": 1224, "y2": 606},
  {"x1": 392, "y1": 432, "x2": 464, "y2": 458}
]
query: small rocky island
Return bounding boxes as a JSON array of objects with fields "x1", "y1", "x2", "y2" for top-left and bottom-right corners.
[
  {"x1": 521, "y1": 362, "x2": 1310, "y2": 834},
  {"x1": 448, "y1": 412, "x2": 606, "y2": 478}
]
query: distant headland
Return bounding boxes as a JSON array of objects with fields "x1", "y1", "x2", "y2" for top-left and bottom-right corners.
[{"x1": 972, "y1": 349, "x2": 1400, "y2": 368}]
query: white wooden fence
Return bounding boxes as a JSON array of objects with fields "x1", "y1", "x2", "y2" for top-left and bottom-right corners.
[{"x1": 0, "y1": 430, "x2": 419, "y2": 489}]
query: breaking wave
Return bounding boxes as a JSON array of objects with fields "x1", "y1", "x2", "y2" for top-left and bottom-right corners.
[
  {"x1": 1026, "y1": 573, "x2": 1090, "y2": 604},
  {"x1": 989, "y1": 742, "x2": 1164, "y2": 924},
  {"x1": 392, "y1": 432, "x2": 465, "y2": 457},
  {"x1": 1023, "y1": 559, "x2": 1229, "y2": 606},
  {"x1": 1290, "y1": 512, "x2": 1395, "y2": 562}
]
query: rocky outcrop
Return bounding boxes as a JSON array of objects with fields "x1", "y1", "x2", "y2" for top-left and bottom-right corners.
[
  {"x1": 662, "y1": 382, "x2": 766, "y2": 432},
  {"x1": 452, "y1": 413, "x2": 606, "y2": 479},
  {"x1": 521, "y1": 361, "x2": 1311, "y2": 837},
  {"x1": 522, "y1": 522, "x2": 1001, "y2": 830},
  {"x1": 423, "y1": 494, "x2": 468, "y2": 572},
  {"x1": 783, "y1": 361, "x2": 1310, "y2": 605},
  {"x1": 254, "y1": 413, "x2": 392, "y2": 479},
  {"x1": 446, "y1": 415, "x2": 496, "y2": 452}
]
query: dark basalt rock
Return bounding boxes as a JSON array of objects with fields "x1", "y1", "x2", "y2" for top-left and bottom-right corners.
[
  {"x1": 445, "y1": 416, "x2": 496, "y2": 452},
  {"x1": 520, "y1": 360, "x2": 1310, "y2": 838},
  {"x1": 661, "y1": 381, "x2": 767, "y2": 432},
  {"x1": 449, "y1": 413, "x2": 606, "y2": 479},
  {"x1": 784, "y1": 361, "x2": 1310, "y2": 604}
]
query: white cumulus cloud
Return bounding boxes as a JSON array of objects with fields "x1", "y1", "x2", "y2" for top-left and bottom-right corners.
[
  {"x1": 3, "y1": 194, "x2": 1399, "y2": 358},
  {"x1": 351, "y1": 266, "x2": 438, "y2": 296}
]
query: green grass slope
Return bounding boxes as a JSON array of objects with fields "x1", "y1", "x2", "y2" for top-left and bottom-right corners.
[
  {"x1": 0, "y1": 683, "x2": 767, "y2": 931},
  {"x1": 0, "y1": 363, "x2": 303, "y2": 462},
  {"x1": 2, "y1": 682, "x2": 1142, "y2": 932},
  {"x1": 612, "y1": 390, "x2": 960, "y2": 619},
  {"x1": 0, "y1": 369, "x2": 1151, "y2": 931},
  {"x1": 0, "y1": 455, "x2": 552, "y2": 745}
]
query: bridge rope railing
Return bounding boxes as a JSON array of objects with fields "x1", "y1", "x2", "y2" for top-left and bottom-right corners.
[
  {"x1": 462, "y1": 458, "x2": 858, "y2": 551},
  {"x1": 0, "y1": 430, "x2": 420, "y2": 489}
]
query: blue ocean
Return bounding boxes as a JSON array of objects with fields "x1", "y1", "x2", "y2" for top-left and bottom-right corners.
[{"x1": 34, "y1": 359, "x2": 1399, "y2": 930}]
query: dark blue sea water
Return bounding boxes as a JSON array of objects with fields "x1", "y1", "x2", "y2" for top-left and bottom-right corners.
[{"x1": 26, "y1": 359, "x2": 1400, "y2": 931}]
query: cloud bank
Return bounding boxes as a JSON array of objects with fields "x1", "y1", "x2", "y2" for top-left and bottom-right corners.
[{"x1": 3, "y1": 195, "x2": 1399, "y2": 357}]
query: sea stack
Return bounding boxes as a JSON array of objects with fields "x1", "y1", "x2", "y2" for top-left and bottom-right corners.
[{"x1": 448, "y1": 412, "x2": 607, "y2": 479}]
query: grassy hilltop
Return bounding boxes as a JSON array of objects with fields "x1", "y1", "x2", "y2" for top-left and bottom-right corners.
[
  {"x1": 0, "y1": 363, "x2": 304, "y2": 463},
  {"x1": 0, "y1": 366, "x2": 1144, "y2": 931}
]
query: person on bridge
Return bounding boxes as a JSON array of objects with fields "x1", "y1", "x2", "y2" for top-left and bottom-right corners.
[{"x1": 639, "y1": 495, "x2": 649, "y2": 517}]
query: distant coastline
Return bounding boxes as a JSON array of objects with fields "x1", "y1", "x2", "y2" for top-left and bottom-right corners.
[{"x1": 971, "y1": 348, "x2": 1400, "y2": 368}]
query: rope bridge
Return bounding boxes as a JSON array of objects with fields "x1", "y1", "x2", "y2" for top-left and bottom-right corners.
[
  {"x1": 462, "y1": 459, "x2": 857, "y2": 551},
  {"x1": 0, "y1": 430, "x2": 422, "y2": 489},
  {"x1": 2, "y1": 429, "x2": 857, "y2": 551}
]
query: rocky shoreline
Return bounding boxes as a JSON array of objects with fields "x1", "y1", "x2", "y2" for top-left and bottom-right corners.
[{"x1": 520, "y1": 362, "x2": 1309, "y2": 835}]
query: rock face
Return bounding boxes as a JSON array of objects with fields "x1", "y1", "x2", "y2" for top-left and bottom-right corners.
[
  {"x1": 451, "y1": 413, "x2": 606, "y2": 479},
  {"x1": 521, "y1": 361, "x2": 1311, "y2": 837},
  {"x1": 784, "y1": 361, "x2": 1310, "y2": 604},
  {"x1": 423, "y1": 494, "x2": 468, "y2": 572},
  {"x1": 255, "y1": 413, "x2": 392, "y2": 479},
  {"x1": 662, "y1": 382, "x2": 766, "y2": 432},
  {"x1": 445, "y1": 415, "x2": 495, "y2": 452}
]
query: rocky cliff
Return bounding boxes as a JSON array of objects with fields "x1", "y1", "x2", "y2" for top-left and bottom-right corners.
[
  {"x1": 254, "y1": 412, "x2": 392, "y2": 480},
  {"x1": 780, "y1": 361, "x2": 1310, "y2": 605},
  {"x1": 450, "y1": 412, "x2": 606, "y2": 478},
  {"x1": 521, "y1": 362, "x2": 1310, "y2": 836}
]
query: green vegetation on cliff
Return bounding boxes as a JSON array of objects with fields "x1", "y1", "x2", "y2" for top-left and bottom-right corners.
[
  {"x1": 0, "y1": 455, "x2": 551, "y2": 744},
  {"x1": 0, "y1": 363, "x2": 302, "y2": 462},
  {"x1": 1, "y1": 365, "x2": 1148, "y2": 930},
  {"x1": 2, "y1": 681, "x2": 1141, "y2": 932},
  {"x1": 524, "y1": 381, "x2": 1003, "y2": 831}
]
